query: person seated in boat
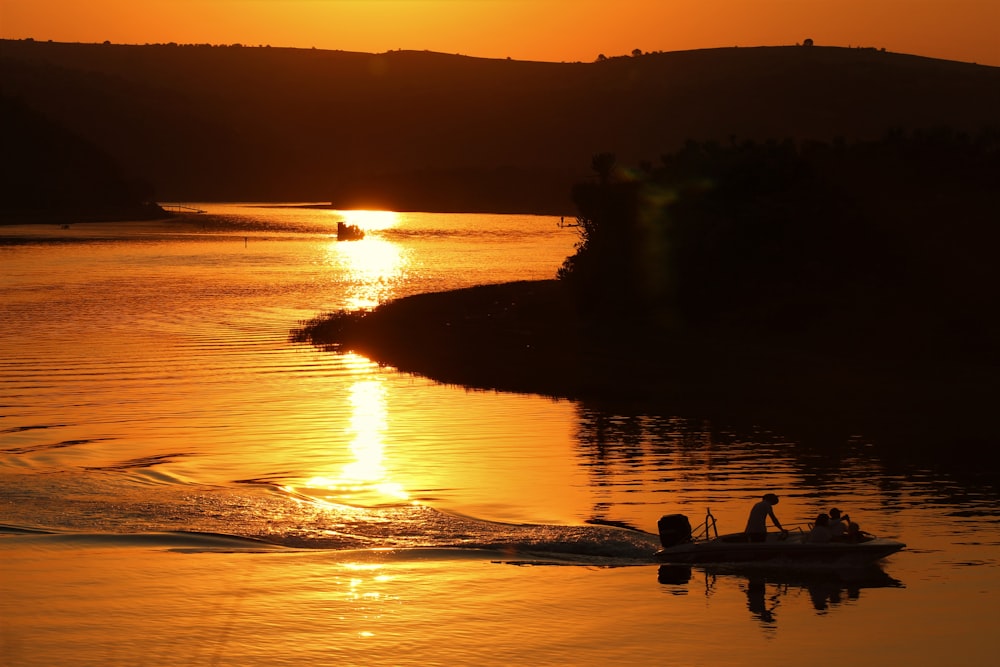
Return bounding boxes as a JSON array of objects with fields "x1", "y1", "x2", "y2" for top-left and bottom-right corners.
[
  {"x1": 805, "y1": 513, "x2": 833, "y2": 543},
  {"x1": 745, "y1": 493, "x2": 787, "y2": 542},
  {"x1": 828, "y1": 507, "x2": 849, "y2": 538},
  {"x1": 844, "y1": 521, "x2": 866, "y2": 543}
]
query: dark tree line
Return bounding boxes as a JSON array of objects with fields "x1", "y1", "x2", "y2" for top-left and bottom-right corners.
[{"x1": 558, "y1": 129, "x2": 1000, "y2": 360}]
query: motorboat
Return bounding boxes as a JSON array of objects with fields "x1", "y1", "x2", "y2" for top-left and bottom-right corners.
[
  {"x1": 655, "y1": 511, "x2": 905, "y2": 567},
  {"x1": 337, "y1": 221, "x2": 365, "y2": 241}
]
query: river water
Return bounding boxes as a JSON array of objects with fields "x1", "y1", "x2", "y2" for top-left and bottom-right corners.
[{"x1": 1, "y1": 205, "x2": 997, "y2": 666}]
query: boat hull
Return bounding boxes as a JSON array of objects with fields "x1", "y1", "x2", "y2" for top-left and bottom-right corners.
[{"x1": 655, "y1": 533, "x2": 905, "y2": 567}]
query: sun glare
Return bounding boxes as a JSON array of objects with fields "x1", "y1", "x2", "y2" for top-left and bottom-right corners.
[{"x1": 338, "y1": 210, "x2": 399, "y2": 232}]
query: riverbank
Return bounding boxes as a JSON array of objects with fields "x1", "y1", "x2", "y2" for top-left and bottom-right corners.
[
  {"x1": 0, "y1": 203, "x2": 171, "y2": 226},
  {"x1": 294, "y1": 279, "x2": 1000, "y2": 470}
]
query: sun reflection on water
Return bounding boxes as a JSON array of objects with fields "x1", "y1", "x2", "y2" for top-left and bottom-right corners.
[
  {"x1": 302, "y1": 378, "x2": 411, "y2": 506},
  {"x1": 326, "y1": 236, "x2": 408, "y2": 310}
]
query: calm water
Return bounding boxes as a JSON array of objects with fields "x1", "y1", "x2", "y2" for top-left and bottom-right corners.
[{"x1": 1, "y1": 205, "x2": 998, "y2": 666}]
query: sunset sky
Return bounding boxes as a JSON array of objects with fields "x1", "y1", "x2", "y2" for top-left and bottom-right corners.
[{"x1": 2, "y1": 0, "x2": 998, "y2": 67}]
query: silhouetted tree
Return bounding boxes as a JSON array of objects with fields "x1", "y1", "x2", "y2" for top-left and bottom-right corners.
[
  {"x1": 591, "y1": 152, "x2": 616, "y2": 184},
  {"x1": 559, "y1": 130, "x2": 1000, "y2": 352}
]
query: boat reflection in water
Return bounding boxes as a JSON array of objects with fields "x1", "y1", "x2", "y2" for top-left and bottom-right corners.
[{"x1": 658, "y1": 563, "x2": 904, "y2": 626}]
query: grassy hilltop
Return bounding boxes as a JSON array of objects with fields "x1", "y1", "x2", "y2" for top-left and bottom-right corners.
[{"x1": 2, "y1": 39, "x2": 999, "y2": 209}]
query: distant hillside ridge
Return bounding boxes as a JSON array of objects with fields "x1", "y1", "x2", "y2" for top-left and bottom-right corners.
[
  {"x1": 3, "y1": 40, "x2": 999, "y2": 210},
  {"x1": 0, "y1": 94, "x2": 165, "y2": 223}
]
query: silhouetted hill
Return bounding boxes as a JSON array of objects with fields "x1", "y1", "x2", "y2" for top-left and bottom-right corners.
[
  {"x1": 0, "y1": 94, "x2": 165, "y2": 223},
  {"x1": 3, "y1": 40, "x2": 998, "y2": 211}
]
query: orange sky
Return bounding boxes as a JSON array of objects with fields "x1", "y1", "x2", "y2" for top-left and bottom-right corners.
[{"x1": 2, "y1": 0, "x2": 998, "y2": 66}]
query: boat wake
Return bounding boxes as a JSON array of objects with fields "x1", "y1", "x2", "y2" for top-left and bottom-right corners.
[
  {"x1": 0, "y1": 477, "x2": 662, "y2": 565},
  {"x1": 0, "y1": 521, "x2": 660, "y2": 565}
]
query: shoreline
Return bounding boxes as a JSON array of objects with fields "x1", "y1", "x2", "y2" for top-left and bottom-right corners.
[
  {"x1": 294, "y1": 279, "x2": 1000, "y2": 467},
  {"x1": 0, "y1": 204, "x2": 172, "y2": 226}
]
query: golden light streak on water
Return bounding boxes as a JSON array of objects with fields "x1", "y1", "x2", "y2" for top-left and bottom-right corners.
[
  {"x1": 326, "y1": 236, "x2": 409, "y2": 310},
  {"x1": 300, "y1": 378, "x2": 410, "y2": 506}
]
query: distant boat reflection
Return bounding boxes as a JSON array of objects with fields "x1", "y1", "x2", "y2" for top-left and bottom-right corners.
[{"x1": 658, "y1": 564, "x2": 903, "y2": 627}]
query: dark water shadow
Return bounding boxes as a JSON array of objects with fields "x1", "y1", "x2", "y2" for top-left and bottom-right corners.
[{"x1": 657, "y1": 563, "x2": 903, "y2": 627}]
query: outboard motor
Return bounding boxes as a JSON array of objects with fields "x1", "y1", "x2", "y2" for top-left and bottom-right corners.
[{"x1": 657, "y1": 514, "x2": 692, "y2": 548}]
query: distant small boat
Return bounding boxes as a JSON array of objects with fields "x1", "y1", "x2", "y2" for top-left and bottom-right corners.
[
  {"x1": 337, "y1": 221, "x2": 365, "y2": 241},
  {"x1": 655, "y1": 512, "x2": 905, "y2": 567}
]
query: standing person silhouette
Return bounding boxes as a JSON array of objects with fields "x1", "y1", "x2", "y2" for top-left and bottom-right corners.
[{"x1": 745, "y1": 493, "x2": 786, "y2": 542}]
